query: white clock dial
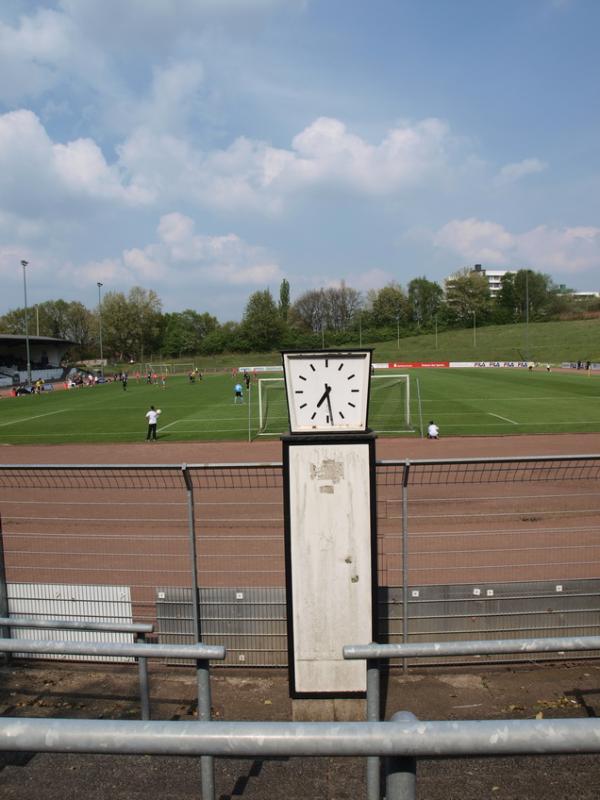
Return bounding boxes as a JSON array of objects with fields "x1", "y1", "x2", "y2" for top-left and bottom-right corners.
[{"x1": 283, "y1": 351, "x2": 371, "y2": 433}]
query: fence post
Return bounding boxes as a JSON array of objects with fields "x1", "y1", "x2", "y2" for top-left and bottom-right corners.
[
  {"x1": 136, "y1": 632, "x2": 150, "y2": 721},
  {"x1": 402, "y1": 461, "x2": 410, "y2": 674},
  {"x1": 181, "y1": 465, "x2": 201, "y2": 644},
  {"x1": 0, "y1": 514, "x2": 11, "y2": 663},
  {"x1": 181, "y1": 465, "x2": 214, "y2": 800},
  {"x1": 385, "y1": 711, "x2": 417, "y2": 800},
  {"x1": 366, "y1": 656, "x2": 381, "y2": 800}
]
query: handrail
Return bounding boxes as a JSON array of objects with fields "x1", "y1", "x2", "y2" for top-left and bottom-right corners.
[{"x1": 0, "y1": 616, "x2": 153, "y2": 635}]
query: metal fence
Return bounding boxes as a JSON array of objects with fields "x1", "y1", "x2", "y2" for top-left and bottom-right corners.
[{"x1": 1, "y1": 454, "x2": 600, "y2": 666}]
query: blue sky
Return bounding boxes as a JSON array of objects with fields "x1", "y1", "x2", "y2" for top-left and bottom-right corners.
[{"x1": 1, "y1": 0, "x2": 599, "y2": 321}]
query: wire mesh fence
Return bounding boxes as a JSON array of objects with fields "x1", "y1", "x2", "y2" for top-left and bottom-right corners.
[{"x1": 0, "y1": 455, "x2": 599, "y2": 667}]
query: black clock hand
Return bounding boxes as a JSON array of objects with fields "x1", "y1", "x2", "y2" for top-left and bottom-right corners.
[
  {"x1": 316, "y1": 383, "x2": 331, "y2": 408},
  {"x1": 326, "y1": 390, "x2": 334, "y2": 424}
]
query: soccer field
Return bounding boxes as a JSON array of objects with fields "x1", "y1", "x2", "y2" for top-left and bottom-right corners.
[{"x1": 0, "y1": 368, "x2": 599, "y2": 444}]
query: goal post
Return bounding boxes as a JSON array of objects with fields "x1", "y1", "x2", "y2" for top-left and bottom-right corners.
[
  {"x1": 145, "y1": 363, "x2": 171, "y2": 375},
  {"x1": 370, "y1": 374, "x2": 411, "y2": 432},
  {"x1": 258, "y1": 373, "x2": 412, "y2": 435},
  {"x1": 258, "y1": 378, "x2": 288, "y2": 435}
]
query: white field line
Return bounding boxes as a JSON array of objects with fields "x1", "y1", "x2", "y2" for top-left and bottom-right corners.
[
  {"x1": 0, "y1": 409, "x2": 69, "y2": 428},
  {"x1": 157, "y1": 417, "x2": 184, "y2": 433},
  {"x1": 488, "y1": 412, "x2": 518, "y2": 425}
]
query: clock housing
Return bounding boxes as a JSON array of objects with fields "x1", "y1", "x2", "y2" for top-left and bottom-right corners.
[{"x1": 282, "y1": 349, "x2": 372, "y2": 434}]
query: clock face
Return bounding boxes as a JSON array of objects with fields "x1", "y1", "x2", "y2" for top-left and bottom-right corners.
[{"x1": 282, "y1": 350, "x2": 371, "y2": 433}]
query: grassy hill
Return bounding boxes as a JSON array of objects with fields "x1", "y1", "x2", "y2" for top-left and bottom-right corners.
[
  {"x1": 374, "y1": 318, "x2": 600, "y2": 363},
  {"x1": 122, "y1": 318, "x2": 600, "y2": 373}
]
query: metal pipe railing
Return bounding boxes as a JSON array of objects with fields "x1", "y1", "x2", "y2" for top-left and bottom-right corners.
[
  {"x1": 1, "y1": 715, "x2": 600, "y2": 757},
  {"x1": 0, "y1": 616, "x2": 155, "y2": 713},
  {"x1": 0, "y1": 638, "x2": 225, "y2": 800},
  {"x1": 0, "y1": 616, "x2": 153, "y2": 635},
  {"x1": 344, "y1": 634, "x2": 600, "y2": 800}
]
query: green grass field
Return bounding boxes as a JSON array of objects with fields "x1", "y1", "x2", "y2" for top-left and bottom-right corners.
[{"x1": 1, "y1": 366, "x2": 600, "y2": 444}]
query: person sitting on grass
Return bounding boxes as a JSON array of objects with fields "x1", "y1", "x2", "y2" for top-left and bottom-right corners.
[{"x1": 427, "y1": 420, "x2": 439, "y2": 439}]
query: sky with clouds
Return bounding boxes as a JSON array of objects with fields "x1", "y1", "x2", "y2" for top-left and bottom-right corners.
[{"x1": 1, "y1": 0, "x2": 599, "y2": 321}]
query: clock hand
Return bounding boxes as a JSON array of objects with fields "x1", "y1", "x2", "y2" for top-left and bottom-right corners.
[
  {"x1": 316, "y1": 383, "x2": 331, "y2": 408},
  {"x1": 326, "y1": 390, "x2": 334, "y2": 424}
]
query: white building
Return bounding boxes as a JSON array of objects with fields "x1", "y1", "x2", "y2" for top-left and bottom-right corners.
[{"x1": 446, "y1": 264, "x2": 517, "y2": 298}]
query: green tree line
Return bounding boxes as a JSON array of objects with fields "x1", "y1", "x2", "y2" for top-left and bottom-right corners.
[{"x1": 0, "y1": 270, "x2": 595, "y2": 361}]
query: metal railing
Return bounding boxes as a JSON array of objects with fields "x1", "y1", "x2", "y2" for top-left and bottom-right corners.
[
  {"x1": 344, "y1": 634, "x2": 600, "y2": 800},
  {"x1": 2, "y1": 715, "x2": 600, "y2": 800},
  {"x1": 0, "y1": 636, "x2": 225, "y2": 800},
  {"x1": 1, "y1": 455, "x2": 600, "y2": 667}
]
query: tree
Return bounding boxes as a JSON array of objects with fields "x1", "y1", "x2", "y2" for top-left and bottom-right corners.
[
  {"x1": 0, "y1": 300, "x2": 94, "y2": 350},
  {"x1": 445, "y1": 268, "x2": 491, "y2": 324},
  {"x1": 161, "y1": 310, "x2": 218, "y2": 356},
  {"x1": 290, "y1": 289, "x2": 327, "y2": 333},
  {"x1": 407, "y1": 277, "x2": 444, "y2": 328},
  {"x1": 291, "y1": 284, "x2": 362, "y2": 334},
  {"x1": 101, "y1": 287, "x2": 162, "y2": 360},
  {"x1": 278, "y1": 279, "x2": 290, "y2": 322},
  {"x1": 369, "y1": 284, "x2": 410, "y2": 327},
  {"x1": 322, "y1": 282, "x2": 362, "y2": 331},
  {"x1": 239, "y1": 290, "x2": 284, "y2": 351},
  {"x1": 496, "y1": 270, "x2": 563, "y2": 322}
]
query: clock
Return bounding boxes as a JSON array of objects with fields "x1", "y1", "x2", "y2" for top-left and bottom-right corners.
[{"x1": 282, "y1": 349, "x2": 372, "y2": 433}]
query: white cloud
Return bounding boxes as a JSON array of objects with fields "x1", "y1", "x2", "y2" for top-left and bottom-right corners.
[
  {"x1": 62, "y1": 212, "x2": 280, "y2": 291},
  {"x1": 434, "y1": 218, "x2": 600, "y2": 274},
  {"x1": 0, "y1": 8, "x2": 76, "y2": 102},
  {"x1": 117, "y1": 115, "x2": 461, "y2": 213},
  {"x1": 0, "y1": 109, "x2": 152, "y2": 215},
  {"x1": 434, "y1": 218, "x2": 516, "y2": 264},
  {"x1": 494, "y1": 157, "x2": 547, "y2": 186}
]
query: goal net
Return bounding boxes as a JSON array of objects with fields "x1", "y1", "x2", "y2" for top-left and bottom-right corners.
[
  {"x1": 258, "y1": 374, "x2": 411, "y2": 435},
  {"x1": 146, "y1": 363, "x2": 171, "y2": 375}
]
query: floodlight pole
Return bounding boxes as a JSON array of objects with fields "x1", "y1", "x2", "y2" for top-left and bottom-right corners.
[
  {"x1": 435, "y1": 316, "x2": 438, "y2": 350},
  {"x1": 97, "y1": 282, "x2": 104, "y2": 377},
  {"x1": 21, "y1": 260, "x2": 32, "y2": 387},
  {"x1": 359, "y1": 312, "x2": 362, "y2": 347},
  {"x1": 472, "y1": 310, "x2": 477, "y2": 348},
  {"x1": 35, "y1": 305, "x2": 39, "y2": 337},
  {"x1": 525, "y1": 269, "x2": 529, "y2": 362},
  {"x1": 396, "y1": 314, "x2": 400, "y2": 350}
]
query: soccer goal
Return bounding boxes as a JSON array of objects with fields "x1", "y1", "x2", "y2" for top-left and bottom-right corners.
[
  {"x1": 145, "y1": 363, "x2": 171, "y2": 375},
  {"x1": 258, "y1": 378, "x2": 289, "y2": 436},
  {"x1": 257, "y1": 374, "x2": 412, "y2": 435},
  {"x1": 170, "y1": 362, "x2": 196, "y2": 375}
]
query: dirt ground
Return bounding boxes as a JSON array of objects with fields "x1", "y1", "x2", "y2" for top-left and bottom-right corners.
[
  {"x1": 2, "y1": 431, "x2": 600, "y2": 465},
  {"x1": 1, "y1": 658, "x2": 600, "y2": 799}
]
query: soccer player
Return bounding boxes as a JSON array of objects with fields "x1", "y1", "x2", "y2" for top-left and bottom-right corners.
[
  {"x1": 427, "y1": 420, "x2": 439, "y2": 439},
  {"x1": 145, "y1": 405, "x2": 161, "y2": 441},
  {"x1": 234, "y1": 384, "x2": 243, "y2": 404}
]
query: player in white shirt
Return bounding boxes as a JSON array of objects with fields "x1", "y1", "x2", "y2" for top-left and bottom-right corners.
[
  {"x1": 145, "y1": 405, "x2": 161, "y2": 441},
  {"x1": 427, "y1": 420, "x2": 439, "y2": 439}
]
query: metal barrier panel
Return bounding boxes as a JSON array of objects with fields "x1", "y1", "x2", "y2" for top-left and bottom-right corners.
[{"x1": 156, "y1": 586, "x2": 287, "y2": 666}]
